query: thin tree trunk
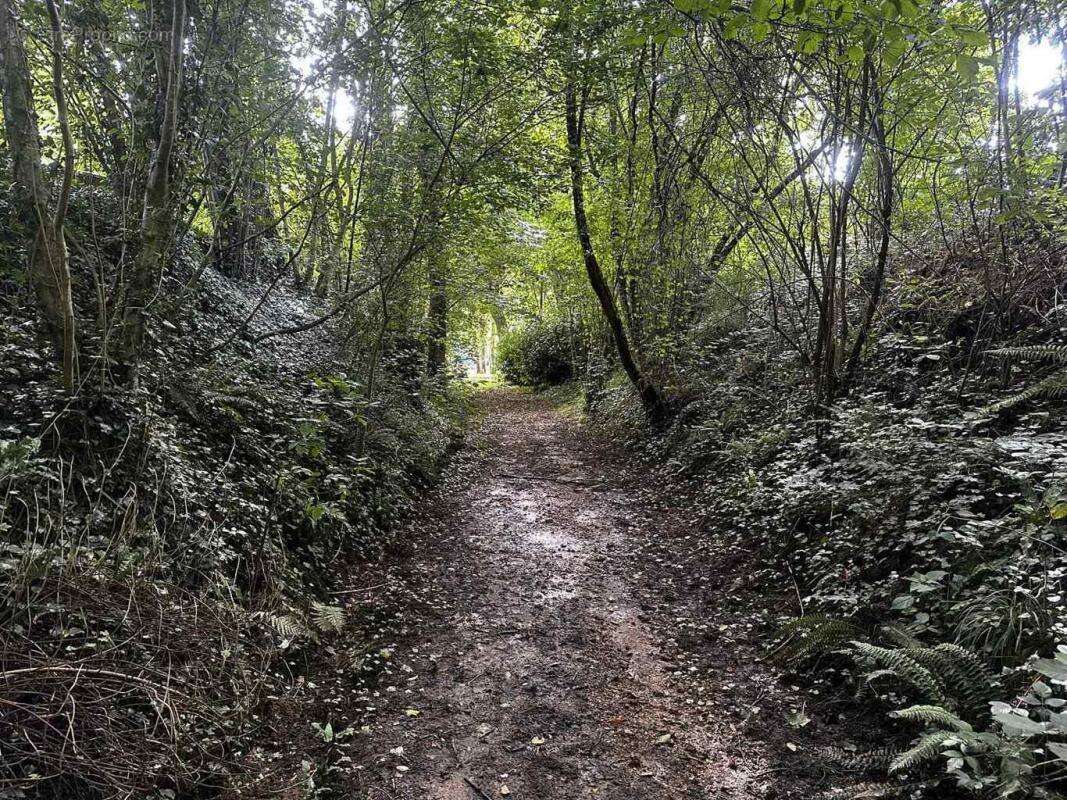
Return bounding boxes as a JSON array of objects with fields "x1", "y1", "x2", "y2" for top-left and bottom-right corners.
[
  {"x1": 425, "y1": 251, "x2": 448, "y2": 377},
  {"x1": 844, "y1": 98, "x2": 894, "y2": 389},
  {"x1": 564, "y1": 80, "x2": 667, "y2": 422},
  {"x1": 119, "y1": 0, "x2": 187, "y2": 373},
  {"x1": 0, "y1": 0, "x2": 78, "y2": 389}
]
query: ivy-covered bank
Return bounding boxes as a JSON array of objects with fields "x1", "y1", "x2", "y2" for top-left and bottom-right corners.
[
  {"x1": 1, "y1": 257, "x2": 468, "y2": 797},
  {"x1": 576, "y1": 323, "x2": 1067, "y2": 798}
]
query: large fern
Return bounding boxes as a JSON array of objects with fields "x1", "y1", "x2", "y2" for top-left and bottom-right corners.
[
  {"x1": 904, "y1": 643, "x2": 996, "y2": 717},
  {"x1": 850, "y1": 642, "x2": 947, "y2": 705},
  {"x1": 985, "y1": 345, "x2": 1067, "y2": 413}
]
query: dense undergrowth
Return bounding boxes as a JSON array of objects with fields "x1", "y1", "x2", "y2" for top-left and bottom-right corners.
[
  {"x1": 1, "y1": 242, "x2": 467, "y2": 798},
  {"x1": 502, "y1": 306, "x2": 1067, "y2": 797},
  {"x1": 2, "y1": 0, "x2": 1065, "y2": 794}
]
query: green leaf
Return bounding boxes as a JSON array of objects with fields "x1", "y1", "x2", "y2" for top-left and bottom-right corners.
[
  {"x1": 833, "y1": 0, "x2": 856, "y2": 23},
  {"x1": 797, "y1": 30, "x2": 822, "y2": 54},
  {"x1": 957, "y1": 26, "x2": 988, "y2": 48},
  {"x1": 1050, "y1": 502, "x2": 1067, "y2": 520},
  {"x1": 1047, "y1": 711, "x2": 1067, "y2": 733},
  {"x1": 621, "y1": 27, "x2": 648, "y2": 48},
  {"x1": 750, "y1": 20, "x2": 771, "y2": 41},
  {"x1": 883, "y1": 35, "x2": 906, "y2": 64},
  {"x1": 898, "y1": 0, "x2": 919, "y2": 18},
  {"x1": 846, "y1": 44, "x2": 865, "y2": 64},
  {"x1": 955, "y1": 54, "x2": 979, "y2": 81},
  {"x1": 993, "y1": 712, "x2": 1048, "y2": 736},
  {"x1": 725, "y1": 13, "x2": 749, "y2": 39},
  {"x1": 1033, "y1": 657, "x2": 1067, "y2": 682},
  {"x1": 750, "y1": 0, "x2": 771, "y2": 21},
  {"x1": 892, "y1": 594, "x2": 915, "y2": 611},
  {"x1": 674, "y1": 0, "x2": 707, "y2": 13},
  {"x1": 1047, "y1": 741, "x2": 1067, "y2": 762}
]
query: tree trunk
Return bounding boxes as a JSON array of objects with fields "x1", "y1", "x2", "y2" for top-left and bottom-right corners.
[
  {"x1": 844, "y1": 95, "x2": 894, "y2": 389},
  {"x1": 0, "y1": 0, "x2": 78, "y2": 389},
  {"x1": 425, "y1": 251, "x2": 448, "y2": 377},
  {"x1": 119, "y1": 0, "x2": 187, "y2": 372},
  {"x1": 564, "y1": 80, "x2": 667, "y2": 422}
]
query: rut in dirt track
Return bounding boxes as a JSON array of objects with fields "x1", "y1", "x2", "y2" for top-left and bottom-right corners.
[{"x1": 351, "y1": 389, "x2": 824, "y2": 800}]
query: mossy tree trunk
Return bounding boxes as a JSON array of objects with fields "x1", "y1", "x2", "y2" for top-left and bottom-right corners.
[
  {"x1": 564, "y1": 79, "x2": 667, "y2": 423},
  {"x1": 0, "y1": 0, "x2": 78, "y2": 389}
]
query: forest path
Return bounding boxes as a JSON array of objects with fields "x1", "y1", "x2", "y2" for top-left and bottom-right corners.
[{"x1": 348, "y1": 388, "x2": 822, "y2": 800}]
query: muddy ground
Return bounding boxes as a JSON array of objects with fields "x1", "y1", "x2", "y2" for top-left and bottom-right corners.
[{"x1": 301, "y1": 388, "x2": 862, "y2": 799}]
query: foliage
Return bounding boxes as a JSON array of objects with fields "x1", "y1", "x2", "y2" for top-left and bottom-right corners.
[
  {"x1": 986, "y1": 346, "x2": 1067, "y2": 414},
  {"x1": 0, "y1": 0, "x2": 1064, "y2": 793},
  {"x1": 498, "y1": 321, "x2": 576, "y2": 386}
]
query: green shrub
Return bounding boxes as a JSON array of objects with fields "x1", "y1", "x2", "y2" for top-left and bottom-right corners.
[{"x1": 498, "y1": 321, "x2": 573, "y2": 386}]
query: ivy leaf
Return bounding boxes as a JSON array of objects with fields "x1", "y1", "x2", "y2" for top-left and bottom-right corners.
[
  {"x1": 1033, "y1": 657, "x2": 1067, "y2": 683},
  {"x1": 1047, "y1": 742, "x2": 1067, "y2": 762},
  {"x1": 993, "y1": 712, "x2": 1049, "y2": 737}
]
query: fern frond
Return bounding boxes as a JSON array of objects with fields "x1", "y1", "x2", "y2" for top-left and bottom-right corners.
[
  {"x1": 881, "y1": 624, "x2": 923, "y2": 649},
  {"x1": 903, "y1": 644, "x2": 994, "y2": 716},
  {"x1": 889, "y1": 730, "x2": 971, "y2": 774},
  {"x1": 987, "y1": 345, "x2": 1067, "y2": 364},
  {"x1": 820, "y1": 782, "x2": 902, "y2": 799},
  {"x1": 889, "y1": 704, "x2": 972, "y2": 732},
  {"x1": 311, "y1": 601, "x2": 346, "y2": 632},
  {"x1": 779, "y1": 614, "x2": 842, "y2": 633},
  {"x1": 850, "y1": 642, "x2": 946, "y2": 704},
  {"x1": 934, "y1": 643, "x2": 997, "y2": 711},
  {"x1": 846, "y1": 783, "x2": 901, "y2": 799},
  {"x1": 776, "y1": 617, "x2": 862, "y2": 664},
  {"x1": 269, "y1": 613, "x2": 306, "y2": 639},
  {"x1": 986, "y1": 369, "x2": 1067, "y2": 413},
  {"x1": 822, "y1": 745, "x2": 899, "y2": 774}
]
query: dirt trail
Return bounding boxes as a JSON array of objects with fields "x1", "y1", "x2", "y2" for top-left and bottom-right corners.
[{"x1": 349, "y1": 389, "x2": 828, "y2": 800}]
